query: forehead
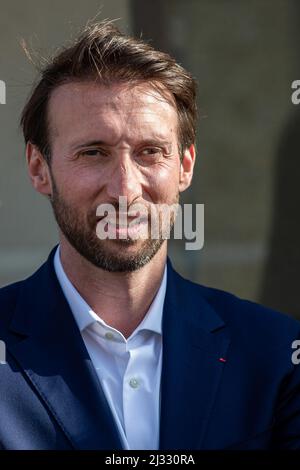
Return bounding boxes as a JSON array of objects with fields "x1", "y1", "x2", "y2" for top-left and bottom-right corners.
[{"x1": 47, "y1": 81, "x2": 178, "y2": 143}]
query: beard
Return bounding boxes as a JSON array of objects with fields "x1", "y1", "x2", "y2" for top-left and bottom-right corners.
[{"x1": 49, "y1": 174, "x2": 178, "y2": 273}]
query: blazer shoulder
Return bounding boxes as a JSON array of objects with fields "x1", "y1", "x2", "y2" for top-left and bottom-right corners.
[
  {"x1": 174, "y1": 270, "x2": 300, "y2": 345},
  {"x1": 0, "y1": 252, "x2": 52, "y2": 328},
  {"x1": 0, "y1": 280, "x2": 22, "y2": 330}
]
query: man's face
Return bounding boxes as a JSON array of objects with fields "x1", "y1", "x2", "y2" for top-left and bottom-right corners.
[{"x1": 42, "y1": 81, "x2": 194, "y2": 272}]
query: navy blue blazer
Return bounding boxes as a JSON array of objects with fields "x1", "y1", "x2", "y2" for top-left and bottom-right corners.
[{"x1": 0, "y1": 247, "x2": 300, "y2": 450}]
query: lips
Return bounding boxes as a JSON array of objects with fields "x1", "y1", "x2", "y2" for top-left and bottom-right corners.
[
  {"x1": 105, "y1": 216, "x2": 148, "y2": 227},
  {"x1": 97, "y1": 211, "x2": 148, "y2": 225},
  {"x1": 102, "y1": 214, "x2": 149, "y2": 239},
  {"x1": 94, "y1": 203, "x2": 151, "y2": 241}
]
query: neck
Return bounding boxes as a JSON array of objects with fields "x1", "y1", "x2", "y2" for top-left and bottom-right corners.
[{"x1": 59, "y1": 238, "x2": 167, "y2": 338}]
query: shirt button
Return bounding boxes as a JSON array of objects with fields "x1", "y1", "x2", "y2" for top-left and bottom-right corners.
[
  {"x1": 105, "y1": 332, "x2": 114, "y2": 340},
  {"x1": 129, "y1": 378, "x2": 140, "y2": 389}
]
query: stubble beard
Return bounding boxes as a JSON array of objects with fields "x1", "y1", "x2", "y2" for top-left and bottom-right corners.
[{"x1": 49, "y1": 175, "x2": 177, "y2": 273}]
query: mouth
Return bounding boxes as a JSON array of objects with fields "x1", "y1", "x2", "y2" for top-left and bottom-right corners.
[
  {"x1": 97, "y1": 210, "x2": 148, "y2": 225},
  {"x1": 95, "y1": 212, "x2": 149, "y2": 240},
  {"x1": 105, "y1": 216, "x2": 148, "y2": 228}
]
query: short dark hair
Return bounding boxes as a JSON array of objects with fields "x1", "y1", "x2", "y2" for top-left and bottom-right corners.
[{"x1": 20, "y1": 20, "x2": 197, "y2": 163}]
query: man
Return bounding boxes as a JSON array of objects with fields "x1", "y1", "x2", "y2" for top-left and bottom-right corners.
[{"x1": 0, "y1": 20, "x2": 300, "y2": 451}]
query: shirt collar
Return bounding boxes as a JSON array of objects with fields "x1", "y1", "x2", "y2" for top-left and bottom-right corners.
[{"x1": 53, "y1": 246, "x2": 167, "y2": 337}]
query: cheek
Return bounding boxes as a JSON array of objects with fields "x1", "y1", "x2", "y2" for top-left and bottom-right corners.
[
  {"x1": 54, "y1": 164, "x2": 105, "y2": 202},
  {"x1": 145, "y1": 166, "x2": 180, "y2": 203}
]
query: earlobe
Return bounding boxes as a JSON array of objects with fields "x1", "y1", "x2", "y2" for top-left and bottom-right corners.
[{"x1": 26, "y1": 142, "x2": 52, "y2": 196}]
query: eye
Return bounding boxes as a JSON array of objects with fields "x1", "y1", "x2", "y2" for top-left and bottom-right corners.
[
  {"x1": 80, "y1": 148, "x2": 108, "y2": 158},
  {"x1": 140, "y1": 147, "x2": 162, "y2": 157}
]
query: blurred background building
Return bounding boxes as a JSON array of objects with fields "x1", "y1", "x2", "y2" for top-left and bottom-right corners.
[{"x1": 0, "y1": 0, "x2": 299, "y2": 318}]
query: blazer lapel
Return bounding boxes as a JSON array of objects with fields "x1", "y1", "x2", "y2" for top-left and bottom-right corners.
[
  {"x1": 7, "y1": 249, "x2": 123, "y2": 450},
  {"x1": 159, "y1": 259, "x2": 231, "y2": 450}
]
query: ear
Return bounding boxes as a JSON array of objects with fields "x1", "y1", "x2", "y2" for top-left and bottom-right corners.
[
  {"x1": 26, "y1": 142, "x2": 52, "y2": 196},
  {"x1": 179, "y1": 144, "x2": 196, "y2": 192}
]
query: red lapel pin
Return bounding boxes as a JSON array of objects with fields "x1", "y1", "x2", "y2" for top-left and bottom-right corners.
[{"x1": 218, "y1": 357, "x2": 227, "y2": 363}]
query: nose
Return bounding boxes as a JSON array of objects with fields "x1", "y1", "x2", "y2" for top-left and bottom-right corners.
[{"x1": 106, "y1": 155, "x2": 143, "y2": 206}]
